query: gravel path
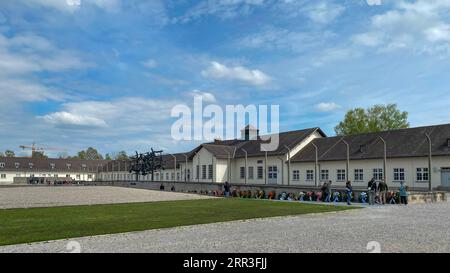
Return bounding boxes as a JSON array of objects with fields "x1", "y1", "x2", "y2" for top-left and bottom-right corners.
[
  {"x1": 0, "y1": 186, "x2": 212, "y2": 209},
  {"x1": 2, "y1": 201, "x2": 450, "y2": 253}
]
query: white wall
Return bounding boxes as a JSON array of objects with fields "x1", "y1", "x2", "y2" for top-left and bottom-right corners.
[{"x1": 0, "y1": 171, "x2": 97, "y2": 184}]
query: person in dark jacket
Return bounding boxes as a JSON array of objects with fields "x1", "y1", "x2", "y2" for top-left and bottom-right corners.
[
  {"x1": 224, "y1": 181, "x2": 231, "y2": 197},
  {"x1": 368, "y1": 178, "x2": 377, "y2": 205},
  {"x1": 377, "y1": 180, "x2": 389, "y2": 205},
  {"x1": 346, "y1": 181, "x2": 353, "y2": 205}
]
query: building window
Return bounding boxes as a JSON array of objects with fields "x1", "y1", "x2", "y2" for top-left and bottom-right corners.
[
  {"x1": 202, "y1": 165, "x2": 207, "y2": 179},
  {"x1": 177, "y1": 173, "x2": 180, "y2": 181},
  {"x1": 257, "y1": 160, "x2": 263, "y2": 164},
  {"x1": 0, "y1": 174, "x2": 6, "y2": 179},
  {"x1": 354, "y1": 169, "x2": 364, "y2": 181},
  {"x1": 54, "y1": 174, "x2": 58, "y2": 178},
  {"x1": 393, "y1": 168, "x2": 405, "y2": 182},
  {"x1": 320, "y1": 169, "x2": 329, "y2": 181},
  {"x1": 248, "y1": 167, "x2": 254, "y2": 179},
  {"x1": 196, "y1": 165, "x2": 199, "y2": 179},
  {"x1": 293, "y1": 170, "x2": 300, "y2": 181},
  {"x1": 306, "y1": 170, "x2": 314, "y2": 181},
  {"x1": 66, "y1": 164, "x2": 71, "y2": 170},
  {"x1": 208, "y1": 165, "x2": 213, "y2": 179},
  {"x1": 187, "y1": 169, "x2": 191, "y2": 180},
  {"x1": 29, "y1": 163, "x2": 34, "y2": 169},
  {"x1": 166, "y1": 173, "x2": 169, "y2": 180},
  {"x1": 373, "y1": 168, "x2": 383, "y2": 181},
  {"x1": 76, "y1": 174, "x2": 81, "y2": 180},
  {"x1": 416, "y1": 168, "x2": 429, "y2": 182},
  {"x1": 81, "y1": 164, "x2": 87, "y2": 170},
  {"x1": 257, "y1": 166, "x2": 264, "y2": 179},
  {"x1": 0, "y1": 163, "x2": 5, "y2": 168},
  {"x1": 240, "y1": 167, "x2": 246, "y2": 179},
  {"x1": 337, "y1": 169, "x2": 346, "y2": 181},
  {"x1": 50, "y1": 163, "x2": 55, "y2": 170},
  {"x1": 447, "y1": 138, "x2": 450, "y2": 147},
  {"x1": 15, "y1": 163, "x2": 20, "y2": 169},
  {"x1": 66, "y1": 174, "x2": 70, "y2": 178},
  {"x1": 88, "y1": 174, "x2": 93, "y2": 179},
  {"x1": 268, "y1": 166, "x2": 277, "y2": 179},
  {"x1": 171, "y1": 173, "x2": 175, "y2": 180}
]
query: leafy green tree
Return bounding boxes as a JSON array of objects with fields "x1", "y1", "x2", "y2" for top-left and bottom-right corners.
[
  {"x1": 4, "y1": 150, "x2": 15, "y2": 157},
  {"x1": 114, "y1": 151, "x2": 129, "y2": 161},
  {"x1": 32, "y1": 151, "x2": 48, "y2": 159},
  {"x1": 0, "y1": 152, "x2": 4, "y2": 157},
  {"x1": 85, "y1": 147, "x2": 103, "y2": 160},
  {"x1": 105, "y1": 153, "x2": 112, "y2": 160},
  {"x1": 335, "y1": 104, "x2": 409, "y2": 136}
]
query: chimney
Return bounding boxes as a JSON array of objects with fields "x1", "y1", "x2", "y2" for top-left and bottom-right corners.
[{"x1": 240, "y1": 125, "x2": 259, "y2": 141}]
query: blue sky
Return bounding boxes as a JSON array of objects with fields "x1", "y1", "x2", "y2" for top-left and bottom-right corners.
[{"x1": 1, "y1": 0, "x2": 450, "y2": 157}]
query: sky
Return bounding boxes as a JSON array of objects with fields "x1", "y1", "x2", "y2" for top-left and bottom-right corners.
[{"x1": 1, "y1": 0, "x2": 450, "y2": 157}]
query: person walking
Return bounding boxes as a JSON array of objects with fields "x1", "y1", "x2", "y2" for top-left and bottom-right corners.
[
  {"x1": 399, "y1": 181, "x2": 408, "y2": 205},
  {"x1": 378, "y1": 180, "x2": 388, "y2": 205},
  {"x1": 224, "y1": 181, "x2": 231, "y2": 197},
  {"x1": 324, "y1": 180, "x2": 332, "y2": 202},
  {"x1": 346, "y1": 181, "x2": 353, "y2": 205},
  {"x1": 368, "y1": 178, "x2": 377, "y2": 205}
]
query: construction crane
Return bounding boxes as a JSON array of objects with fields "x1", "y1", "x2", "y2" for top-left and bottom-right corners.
[{"x1": 19, "y1": 143, "x2": 66, "y2": 158}]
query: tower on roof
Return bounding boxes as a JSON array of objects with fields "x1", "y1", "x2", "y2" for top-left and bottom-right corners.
[{"x1": 240, "y1": 125, "x2": 259, "y2": 141}]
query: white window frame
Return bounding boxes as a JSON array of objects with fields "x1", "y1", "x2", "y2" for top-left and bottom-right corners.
[
  {"x1": 320, "y1": 169, "x2": 329, "y2": 181},
  {"x1": 240, "y1": 167, "x2": 245, "y2": 179},
  {"x1": 202, "y1": 165, "x2": 206, "y2": 179},
  {"x1": 257, "y1": 166, "x2": 263, "y2": 179},
  {"x1": 248, "y1": 166, "x2": 254, "y2": 179},
  {"x1": 354, "y1": 169, "x2": 364, "y2": 182},
  {"x1": 416, "y1": 167, "x2": 429, "y2": 182},
  {"x1": 208, "y1": 164, "x2": 213, "y2": 179},
  {"x1": 292, "y1": 170, "x2": 300, "y2": 181},
  {"x1": 373, "y1": 168, "x2": 383, "y2": 181},
  {"x1": 393, "y1": 168, "x2": 405, "y2": 182},
  {"x1": 268, "y1": 166, "x2": 278, "y2": 179},
  {"x1": 0, "y1": 174, "x2": 6, "y2": 179},
  {"x1": 306, "y1": 170, "x2": 314, "y2": 181},
  {"x1": 0, "y1": 162, "x2": 5, "y2": 168},
  {"x1": 337, "y1": 169, "x2": 346, "y2": 182}
]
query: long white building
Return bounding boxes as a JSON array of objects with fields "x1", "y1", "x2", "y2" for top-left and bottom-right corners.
[
  {"x1": 98, "y1": 124, "x2": 450, "y2": 190},
  {"x1": 0, "y1": 157, "x2": 108, "y2": 184}
]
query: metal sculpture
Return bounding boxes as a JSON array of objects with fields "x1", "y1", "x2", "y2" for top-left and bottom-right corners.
[{"x1": 129, "y1": 148, "x2": 164, "y2": 181}]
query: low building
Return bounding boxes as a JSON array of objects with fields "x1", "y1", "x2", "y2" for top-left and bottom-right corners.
[
  {"x1": 99, "y1": 123, "x2": 450, "y2": 190},
  {"x1": 0, "y1": 157, "x2": 109, "y2": 184}
]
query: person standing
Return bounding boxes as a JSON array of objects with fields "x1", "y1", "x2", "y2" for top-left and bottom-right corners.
[
  {"x1": 324, "y1": 181, "x2": 332, "y2": 202},
  {"x1": 378, "y1": 180, "x2": 388, "y2": 205},
  {"x1": 368, "y1": 178, "x2": 377, "y2": 205},
  {"x1": 399, "y1": 181, "x2": 408, "y2": 205},
  {"x1": 224, "y1": 181, "x2": 231, "y2": 197},
  {"x1": 346, "y1": 181, "x2": 353, "y2": 205}
]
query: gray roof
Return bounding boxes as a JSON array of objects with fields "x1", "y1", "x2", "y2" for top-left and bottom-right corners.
[
  {"x1": 291, "y1": 124, "x2": 450, "y2": 162},
  {"x1": 0, "y1": 157, "x2": 109, "y2": 172},
  {"x1": 190, "y1": 127, "x2": 325, "y2": 159}
]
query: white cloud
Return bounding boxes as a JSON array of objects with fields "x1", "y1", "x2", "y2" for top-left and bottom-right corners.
[
  {"x1": 21, "y1": 0, "x2": 121, "y2": 13},
  {"x1": 189, "y1": 90, "x2": 217, "y2": 103},
  {"x1": 173, "y1": 0, "x2": 267, "y2": 23},
  {"x1": 41, "y1": 111, "x2": 108, "y2": 128},
  {"x1": 315, "y1": 102, "x2": 341, "y2": 112},
  {"x1": 352, "y1": 0, "x2": 450, "y2": 55},
  {"x1": 142, "y1": 59, "x2": 158, "y2": 68},
  {"x1": 40, "y1": 97, "x2": 179, "y2": 130},
  {"x1": 201, "y1": 61, "x2": 271, "y2": 86},
  {"x1": 305, "y1": 2, "x2": 345, "y2": 24}
]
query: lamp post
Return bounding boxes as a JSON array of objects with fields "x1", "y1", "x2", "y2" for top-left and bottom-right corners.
[
  {"x1": 425, "y1": 133, "x2": 433, "y2": 191},
  {"x1": 311, "y1": 143, "x2": 319, "y2": 187},
  {"x1": 284, "y1": 145, "x2": 292, "y2": 186},
  {"x1": 242, "y1": 148, "x2": 248, "y2": 184},
  {"x1": 341, "y1": 139, "x2": 350, "y2": 181},
  {"x1": 182, "y1": 154, "x2": 188, "y2": 182},
  {"x1": 378, "y1": 136, "x2": 387, "y2": 184}
]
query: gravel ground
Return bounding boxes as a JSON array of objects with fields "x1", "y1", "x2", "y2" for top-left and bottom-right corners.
[
  {"x1": 2, "y1": 200, "x2": 450, "y2": 253},
  {"x1": 0, "y1": 186, "x2": 211, "y2": 209}
]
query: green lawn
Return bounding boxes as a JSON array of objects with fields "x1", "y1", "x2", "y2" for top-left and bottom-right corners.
[{"x1": 0, "y1": 198, "x2": 356, "y2": 246}]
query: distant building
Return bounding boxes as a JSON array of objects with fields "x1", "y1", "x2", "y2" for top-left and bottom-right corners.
[
  {"x1": 98, "y1": 124, "x2": 450, "y2": 190},
  {"x1": 0, "y1": 157, "x2": 109, "y2": 184}
]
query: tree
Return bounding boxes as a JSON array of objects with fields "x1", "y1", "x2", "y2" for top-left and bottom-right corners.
[
  {"x1": 4, "y1": 150, "x2": 15, "y2": 157},
  {"x1": 0, "y1": 152, "x2": 4, "y2": 157},
  {"x1": 113, "y1": 151, "x2": 129, "y2": 161},
  {"x1": 85, "y1": 147, "x2": 103, "y2": 160},
  {"x1": 32, "y1": 151, "x2": 48, "y2": 159},
  {"x1": 335, "y1": 104, "x2": 409, "y2": 136},
  {"x1": 105, "y1": 153, "x2": 112, "y2": 160}
]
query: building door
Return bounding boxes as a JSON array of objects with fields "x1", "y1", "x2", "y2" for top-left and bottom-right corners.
[
  {"x1": 268, "y1": 166, "x2": 278, "y2": 184},
  {"x1": 441, "y1": 169, "x2": 450, "y2": 188}
]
